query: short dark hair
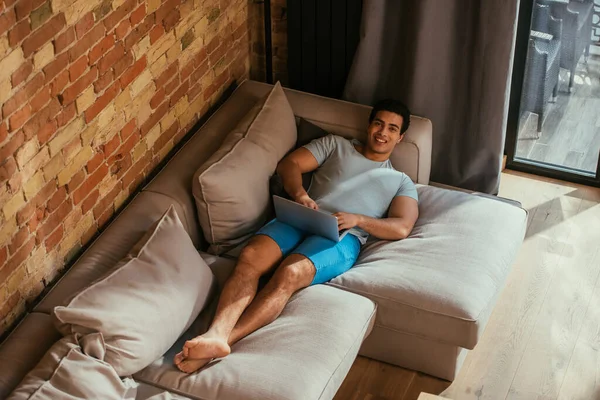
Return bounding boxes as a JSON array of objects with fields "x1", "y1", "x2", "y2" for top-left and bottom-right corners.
[{"x1": 369, "y1": 99, "x2": 411, "y2": 134}]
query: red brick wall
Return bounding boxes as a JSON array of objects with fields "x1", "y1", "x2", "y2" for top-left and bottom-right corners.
[{"x1": 0, "y1": 0, "x2": 256, "y2": 334}]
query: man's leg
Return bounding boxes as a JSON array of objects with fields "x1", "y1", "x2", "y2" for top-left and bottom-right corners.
[
  {"x1": 227, "y1": 254, "x2": 316, "y2": 345},
  {"x1": 227, "y1": 233, "x2": 361, "y2": 346},
  {"x1": 174, "y1": 234, "x2": 283, "y2": 370},
  {"x1": 176, "y1": 253, "x2": 316, "y2": 373},
  {"x1": 175, "y1": 220, "x2": 306, "y2": 372}
]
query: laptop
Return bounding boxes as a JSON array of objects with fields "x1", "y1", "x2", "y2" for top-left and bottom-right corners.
[{"x1": 273, "y1": 195, "x2": 350, "y2": 242}]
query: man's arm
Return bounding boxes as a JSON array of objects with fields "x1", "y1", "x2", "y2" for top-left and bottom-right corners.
[
  {"x1": 276, "y1": 148, "x2": 320, "y2": 209},
  {"x1": 334, "y1": 196, "x2": 419, "y2": 240}
]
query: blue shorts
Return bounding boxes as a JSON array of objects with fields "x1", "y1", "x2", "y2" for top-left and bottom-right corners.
[{"x1": 256, "y1": 219, "x2": 361, "y2": 285}]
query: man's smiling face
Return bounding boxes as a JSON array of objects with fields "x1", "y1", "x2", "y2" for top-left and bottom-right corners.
[{"x1": 366, "y1": 110, "x2": 404, "y2": 155}]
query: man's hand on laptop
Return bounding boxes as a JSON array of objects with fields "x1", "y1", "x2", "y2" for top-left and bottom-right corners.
[
  {"x1": 333, "y1": 212, "x2": 362, "y2": 231},
  {"x1": 294, "y1": 193, "x2": 319, "y2": 210}
]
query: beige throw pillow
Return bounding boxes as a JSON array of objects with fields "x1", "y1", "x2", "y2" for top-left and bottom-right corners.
[
  {"x1": 8, "y1": 334, "x2": 137, "y2": 399},
  {"x1": 53, "y1": 206, "x2": 216, "y2": 377},
  {"x1": 193, "y1": 81, "x2": 297, "y2": 254}
]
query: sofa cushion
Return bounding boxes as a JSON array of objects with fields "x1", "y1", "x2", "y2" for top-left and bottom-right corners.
[
  {"x1": 141, "y1": 83, "x2": 269, "y2": 251},
  {"x1": 134, "y1": 285, "x2": 376, "y2": 400},
  {"x1": 192, "y1": 81, "x2": 297, "y2": 255},
  {"x1": 0, "y1": 313, "x2": 62, "y2": 399},
  {"x1": 8, "y1": 334, "x2": 137, "y2": 399},
  {"x1": 297, "y1": 117, "x2": 331, "y2": 147},
  {"x1": 53, "y1": 206, "x2": 216, "y2": 376},
  {"x1": 35, "y1": 191, "x2": 194, "y2": 314},
  {"x1": 328, "y1": 185, "x2": 527, "y2": 349}
]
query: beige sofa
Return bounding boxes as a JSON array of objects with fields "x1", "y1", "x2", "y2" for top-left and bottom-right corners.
[{"x1": 0, "y1": 81, "x2": 527, "y2": 399}]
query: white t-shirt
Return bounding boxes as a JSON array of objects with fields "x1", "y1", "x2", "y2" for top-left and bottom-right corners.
[{"x1": 303, "y1": 134, "x2": 418, "y2": 243}]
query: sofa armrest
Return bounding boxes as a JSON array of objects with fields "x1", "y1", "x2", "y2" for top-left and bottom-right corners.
[{"x1": 429, "y1": 181, "x2": 523, "y2": 209}]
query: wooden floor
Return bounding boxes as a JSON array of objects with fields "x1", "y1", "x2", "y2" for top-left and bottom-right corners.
[
  {"x1": 335, "y1": 171, "x2": 600, "y2": 400},
  {"x1": 334, "y1": 356, "x2": 451, "y2": 400},
  {"x1": 516, "y1": 44, "x2": 600, "y2": 173}
]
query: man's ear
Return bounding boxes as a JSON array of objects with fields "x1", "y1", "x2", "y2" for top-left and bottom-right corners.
[{"x1": 397, "y1": 133, "x2": 405, "y2": 143}]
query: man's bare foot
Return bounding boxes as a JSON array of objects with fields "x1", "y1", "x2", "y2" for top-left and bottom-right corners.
[
  {"x1": 183, "y1": 334, "x2": 230, "y2": 360},
  {"x1": 174, "y1": 351, "x2": 212, "y2": 373},
  {"x1": 174, "y1": 351, "x2": 184, "y2": 366}
]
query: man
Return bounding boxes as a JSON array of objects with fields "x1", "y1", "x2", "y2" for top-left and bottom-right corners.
[{"x1": 174, "y1": 99, "x2": 419, "y2": 373}]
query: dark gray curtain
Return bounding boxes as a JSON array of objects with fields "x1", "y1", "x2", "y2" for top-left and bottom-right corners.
[{"x1": 343, "y1": 0, "x2": 519, "y2": 194}]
